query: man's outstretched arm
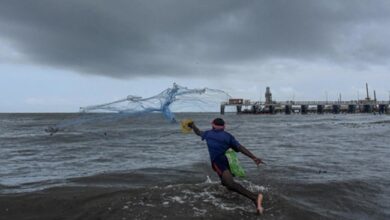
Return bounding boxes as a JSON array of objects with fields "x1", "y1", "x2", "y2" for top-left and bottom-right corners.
[
  {"x1": 238, "y1": 145, "x2": 264, "y2": 166},
  {"x1": 188, "y1": 122, "x2": 203, "y2": 137}
]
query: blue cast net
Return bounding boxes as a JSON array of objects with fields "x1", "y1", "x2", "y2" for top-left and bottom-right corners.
[{"x1": 46, "y1": 83, "x2": 230, "y2": 134}]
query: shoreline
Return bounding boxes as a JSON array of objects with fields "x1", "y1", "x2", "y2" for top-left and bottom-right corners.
[{"x1": 0, "y1": 183, "x2": 329, "y2": 220}]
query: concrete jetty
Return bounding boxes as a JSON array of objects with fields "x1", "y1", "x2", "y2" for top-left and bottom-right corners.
[{"x1": 220, "y1": 84, "x2": 390, "y2": 115}]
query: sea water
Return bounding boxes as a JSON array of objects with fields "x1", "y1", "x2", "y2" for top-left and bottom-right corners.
[{"x1": 0, "y1": 113, "x2": 389, "y2": 219}]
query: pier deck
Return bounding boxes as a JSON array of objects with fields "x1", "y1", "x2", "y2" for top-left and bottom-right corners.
[
  {"x1": 221, "y1": 100, "x2": 390, "y2": 115},
  {"x1": 221, "y1": 85, "x2": 389, "y2": 115}
]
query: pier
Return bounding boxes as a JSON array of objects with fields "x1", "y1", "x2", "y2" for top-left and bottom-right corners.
[{"x1": 220, "y1": 84, "x2": 390, "y2": 115}]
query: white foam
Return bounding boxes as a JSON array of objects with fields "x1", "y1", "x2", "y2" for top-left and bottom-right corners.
[
  {"x1": 239, "y1": 179, "x2": 268, "y2": 192},
  {"x1": 193, "y1": 207, "x2": 207, "y2": 216},
  {"x1": 205, "y1": 175, "x2": 213, "y2": 183},
  {"x1": 170, "y1": 196, "x2": 185, "y2": 204},
  {"x1": 156, "y1": 178, "x2": 267, "y2": 213}
]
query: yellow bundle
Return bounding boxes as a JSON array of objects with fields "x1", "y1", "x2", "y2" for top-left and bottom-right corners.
[{"x1": 180, "y1": 119, "x2": 193, "y2": 133}]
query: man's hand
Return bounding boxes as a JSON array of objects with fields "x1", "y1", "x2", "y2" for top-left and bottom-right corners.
[
  {"x1": 253, "y1": 157, "x2": 264, "y2": 166},
  {"x1": 188, "y1": 121, "x2": 203, "y2": 137},
  {"x1": 187, "y1": 121, "x2": 194, "y2": 129},
  {"x1": 238, "y1": 145, "x2": 264, "y2": 166}
]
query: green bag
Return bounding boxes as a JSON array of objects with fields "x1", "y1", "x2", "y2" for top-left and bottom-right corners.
[{"x1": 225, "y1": 149, "x2": 246, "y2": 178}]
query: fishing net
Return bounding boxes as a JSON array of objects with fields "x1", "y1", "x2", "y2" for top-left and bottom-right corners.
[{"x1": 46, "y1": 83, "x2": 230, "y2": 134}]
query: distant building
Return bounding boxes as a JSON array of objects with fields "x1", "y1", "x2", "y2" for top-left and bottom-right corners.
[{"x1": 265, "y1": 87, "x2": 272, "y2": 104}]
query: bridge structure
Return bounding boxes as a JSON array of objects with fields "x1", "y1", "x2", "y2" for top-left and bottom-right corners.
[
  {"x1": 220, "y1": 85, "x2": 390, "y2": 115},
  {"x1": 221, "y1": 100, "x2": 390, "y2": 115}
]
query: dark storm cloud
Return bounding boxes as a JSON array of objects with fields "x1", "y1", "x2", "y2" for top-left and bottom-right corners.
[{"x1": 0, "y1": 0, "x2": 389, "y2": 78}]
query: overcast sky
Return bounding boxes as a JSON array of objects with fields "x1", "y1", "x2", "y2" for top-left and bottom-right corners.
[{"x1": 1, "y1": 0, "x2": 390, "y2": 112}]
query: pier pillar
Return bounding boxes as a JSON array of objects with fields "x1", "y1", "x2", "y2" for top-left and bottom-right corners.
[
  {"x1": 363, "y1": 105, "x2": 372, "y2": 113},
  {"x1": 236, "y1": 105, "x2": 242, "y2": 114},
  {"x1": 317, "y1": 105, "x2": 324, "y2": 114},
  {"x1": 301, "y1": 105, "x2": 308, "y2": 114},
  {"x1": 268, "y1": 105, "x2": 275, "y2": 114},
  {"x1": 251, "y1": 105, "x2": 257, "y2": 113},
  {"x1": 332, "y1": 105, "x2": 340, "y2": 114},
  {"x1": 220, "y1": 105, "x2": 225, "y2": 115},
  {"x1": 347, "y1": 105, "x2": 356, "y2": 113},
  {"x1": 379, "y1": 104, "x2": 388, "y2": 114},
  {"x1": 285, "y1": 105, "x2": 292, "y2": 114}
]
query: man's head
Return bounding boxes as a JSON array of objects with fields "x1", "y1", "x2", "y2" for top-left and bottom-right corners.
[{"x1": 212, "y1": 118, "x2": 225, "y2": 130}]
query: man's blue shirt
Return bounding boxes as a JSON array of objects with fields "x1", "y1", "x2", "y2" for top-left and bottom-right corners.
[{"x1": 201, "y1": 129, "x2": 241, "y2": 162}]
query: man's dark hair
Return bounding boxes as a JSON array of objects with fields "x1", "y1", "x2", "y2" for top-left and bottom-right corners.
[{"x1": 212, "y1": 118, "x2": 225, "y2": 126}]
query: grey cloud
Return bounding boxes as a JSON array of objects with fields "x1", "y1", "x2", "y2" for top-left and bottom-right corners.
[{"x1": 0, "y1": 0, "x2": 390, "y2": 78}]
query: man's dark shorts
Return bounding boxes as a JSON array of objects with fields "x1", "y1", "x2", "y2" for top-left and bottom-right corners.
[{"x1": 211, "y1": 154, "x2": 230, "y2": 178}]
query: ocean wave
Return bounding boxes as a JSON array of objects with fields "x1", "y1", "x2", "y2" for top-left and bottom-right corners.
[
  {"x1": 369, "y1": 119, "x2": 390, "y2": 125},
  {"x1": 2, "y1": 169, "x2": 388, "y2": 219}
]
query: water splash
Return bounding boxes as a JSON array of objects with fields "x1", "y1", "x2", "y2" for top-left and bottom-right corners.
[{"x1": 46, "y1": 83, "x2": 230, "y2": 134}]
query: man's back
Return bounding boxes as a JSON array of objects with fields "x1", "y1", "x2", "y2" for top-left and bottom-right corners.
[{"x1": 202, "y1": 129, "x2": 240, "y2": 161}]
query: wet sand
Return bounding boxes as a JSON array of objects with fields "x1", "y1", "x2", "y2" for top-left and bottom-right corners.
[
  {"x1": 1, "y1": 186, "x2": 257, "y2": 220},
  {"x1": 1, "y1": 187, "x2": 124, "y2": 220},
  {"x1": 0, "y1": 185, "x2": 330, "y2": 220}
]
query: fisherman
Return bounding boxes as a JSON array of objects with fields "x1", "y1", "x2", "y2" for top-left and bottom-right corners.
[{"x1": 188, "y1": 118, "x2": 265, "y2": 214}]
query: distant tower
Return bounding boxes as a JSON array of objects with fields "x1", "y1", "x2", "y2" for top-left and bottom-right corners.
[
  {"x1": 265, "y1": 87, "x2": 272, "y2": 104},
  {"x1": 374, "y1": 90, "x2": 377, "y2": 102},
  {"x1": 365, "y1": 83, "x2": 370, "y2": 100}
]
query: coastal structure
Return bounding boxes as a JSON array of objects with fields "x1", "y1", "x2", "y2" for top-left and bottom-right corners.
[{"x1": 220, "y1": 84, "x2": 390, "y2": 115}]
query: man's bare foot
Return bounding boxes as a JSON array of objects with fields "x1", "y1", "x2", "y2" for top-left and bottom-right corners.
[{"x1": 256, "y1": 193, "x2": 264, "y2": 215}]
